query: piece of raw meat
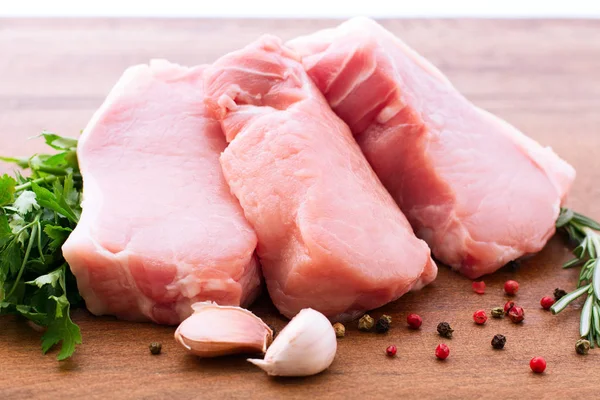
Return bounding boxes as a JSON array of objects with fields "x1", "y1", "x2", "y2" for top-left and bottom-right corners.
[
  {"x1": 288, "y1": 18, "x2": 576, "y2": 279},
  {"x1": 203, "y1": 36, "x2": 437, "y2": 321},
  {"x1": 62, "y1": 60, "x2": 260, "y2": 324}
]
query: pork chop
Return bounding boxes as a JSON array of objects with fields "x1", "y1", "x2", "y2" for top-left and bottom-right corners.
[
  {"x1": 204, "y1": 36, "x2": 437, "y2": 321},
  {"x1": 288, "y1": 18, "x2": 576, "y2": 278},
  {"x1": 62, "y1": 60, "x2": 260, "y2": 324}
]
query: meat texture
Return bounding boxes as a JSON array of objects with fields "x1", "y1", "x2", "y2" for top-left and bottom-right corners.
[
  {"x1": 62, "y1": 60, "x2": 260, "y2": 324},
  {"x1": 204, "y1": 36, "x2": 436, "y2": 321},
  {"x1": 288, "y1": 18, "x2": 576, "y2": 278}
]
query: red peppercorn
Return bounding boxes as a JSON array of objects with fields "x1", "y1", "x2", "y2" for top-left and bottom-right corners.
[
  {"x1": 472, "y1": 281, "x2": 486, "y2": 294},
  {"x1": 386, "y1": 345, "x2": 397, "y2": 357},
  {"x1": 540, "y1": 296, "x2": 555, "y2": 310},
  {"x1": 504, "y1": 280, "x2": 519, "y2": 296},
  {"x1": 407, "y1": 313, "x2": 422, "y2": 329},
  {"x1": 508, "y1": 305, "x2": 525, "y2": 323},
  {"x1": 473, "y1": 309, "x2": 488, "y2": 325},
  {"x1": 435, "y1": 343, "x2": 450, "y2": 360},
  {"x1": 530, "y1": 356, "x2": 546, "y2": 373},
  {"x1": 504, "y1": 300, "x2": 515, "y2": 314}
]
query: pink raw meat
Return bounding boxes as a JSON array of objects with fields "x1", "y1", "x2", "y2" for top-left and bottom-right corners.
[
  {"x1": 204, "y1": 36, "x2": 436, "y2": 321},
  {"x1": 62, "y1": 60, "x2": 260, "y2": 324},
  {"x1": 288, "y1": 18, "x2": 576, "y2": 278}
]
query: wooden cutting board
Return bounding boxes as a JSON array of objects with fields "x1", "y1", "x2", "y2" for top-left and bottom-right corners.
[{"x1": 1, "y1": 18, "x2": 600, "y2": 399}]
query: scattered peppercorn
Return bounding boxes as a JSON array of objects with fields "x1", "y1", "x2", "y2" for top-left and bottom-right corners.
[
  {"x1": 491, "y1": 307, "x2": 504, "y2": 318},
  {"x1": 491, "y1": 334, "x2": 506, "y2": 349},
  {"x1": 435, "y1": 343, "x2": 450, "y2": 360},
  {"x1": 576, "y1": 339, "x2": 590, "y2": 355},
  {"x1": 472, "y1": 281, "x2": 486, "y2": 294},
  {"x1": 473, "y1": 310, "x2": 488, "y2": 325},
  {"x1": 386, "y1": 345, "x2": 397, "y2": 357},
  {"x1": 530, "y1": 357, "x2": 546, "y2": 373},
  {"x1": 506, "y1": 260, "x2": 520, "y2": 271},
  {"x1": 149, "y1": 342, "x2": 162, "y2": 355},
  {"x1": 504, "y1": 280, "x2": 519, "y2": 295},
  {"x1": 358, "y1": 314, "x2": 375, "y2": 331},
  {"x1": 333, "y1": 322, "x2": 345, "y2": 338},
  {"x1": 437, "y1": 322, "x2": 454, "y2": 338},
  {"x1": 554, "y1": 288, "x2": 567, "y2": 301},
  {"x1": 504, "y1": 301, "x2": 515, "y2": 315},
  {"x1": 407, "y1": 313, "x2": 422, "y2": 329},
  {"x1": 376, "y1": 317, "x2": 390, "y2": 333},
  {"x1": 508, "y1": 306, "x2": 525, "y2": 323},
  {"x1": 540, "y1": 296, "x2": 555, "y2": 310},
  {"x1": 381, "y1": 314, "x2": 392, "y2": 324}
]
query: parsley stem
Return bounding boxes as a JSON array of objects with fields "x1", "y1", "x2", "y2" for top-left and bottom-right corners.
[
  {"x1": 15, "y1": 176, "x2": 58, "y2": 192},
  {"x1": 6, "y1": 213, "x2": 40, "y2": 300}
]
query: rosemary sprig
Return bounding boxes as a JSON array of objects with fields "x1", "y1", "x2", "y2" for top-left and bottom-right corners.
[{"x1": 552, "y1": 208, "x2": 600, "y2": 347}]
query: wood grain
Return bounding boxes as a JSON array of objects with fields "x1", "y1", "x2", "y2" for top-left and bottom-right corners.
[{"x1": 1, "y1": 18, "x2": 599, "y2": 400}]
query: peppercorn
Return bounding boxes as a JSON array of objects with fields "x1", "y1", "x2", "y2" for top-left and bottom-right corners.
[
  {"x1": 472, "y1": 280, "x2": 486, "y2": 294},
  {"x1": 554, "y1": 288, "x2": 567, "y2": 301},
  {"x1": 576, "y1": 339, "x2": 590, "y2": 355},
  {"x1": 491, "y1": 334, "x2": 506, "y2": 349},
  {"x1": 358, "y1": 314, "x2": 375, "y2": 331},
  {"x1": 504, "y1": 301, "x2": 515, "y2": 314},
  {"x1": 540, "y1": 296, "x2": 555, "y2": 310},
  {"x1": 333, "y1": 322, "x2": 345, "y2": 338},
  {"x1": 473, "y1": 310, "x2": 488, "y2": 325},
  {"x1": 435, "y1": 343, "x2": 450, "y2": 360},
  {"x1": 437, "y1": 322, "x2": 454, "y2": 338},
  {"x1": 381, "y1": 314, "x2": 392, "y2": 324},
  {"x1": 506, "y1": 260, "x2": 520, "y2": 271},
  {"x1": 375, "y1": 318, "x2": 390, "y2": 333},
  {"x1": 491, "y1": 307, "x2": 504, "y2": 318},
  {"x1": 149, "y1": 342, "x2": 162, "y2": 355},
  {"x1": 530, "y1": 356, "x2": 546, "y2": 373},
  {"x1": 407, "y1": 313, "x2": 422, "y2": 329},
  {"x1": 504, "y1": 280, "x2": 519, "y2": 296},
  {"x1": 385, "y1": 345, "x2": 397, "y2": 357},
  {"x1": 508, "y1": 306, "x2": 525, "y2": 323}
]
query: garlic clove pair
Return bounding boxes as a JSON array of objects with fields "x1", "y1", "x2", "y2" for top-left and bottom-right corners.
[
  {"x1": 174, "y1": 302, "x2": 273, "y2": 358},
  {"x1": 248, "y1": 308, "x2": 337, "y2": 377}
]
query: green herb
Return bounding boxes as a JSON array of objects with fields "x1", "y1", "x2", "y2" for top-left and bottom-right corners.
[
  {"x1": 0, "y1": 132, "x2": 82, "y2": 360},
  {"x1": 552, "y1": 207, "x2": 600, "y2": 347}
]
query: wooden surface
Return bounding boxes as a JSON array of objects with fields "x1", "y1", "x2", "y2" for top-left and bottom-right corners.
[{"x1": 1, "y1": 18, "x2": 600, "y2": 399}]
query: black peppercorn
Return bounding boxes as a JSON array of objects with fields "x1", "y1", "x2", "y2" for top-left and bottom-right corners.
[
  {"x1": 576, "y1": 339, "x2": 590, "y2": 355},
  {"x1": 554, "y1": 288, "x2": 567, "y2": 301},
  {"x1": 437, "y1": 322, "x2": 453, "y2": 338},
  {"x1": 375, "y1": 318, "x2": 390, "y2": 333},
  {"x1": 149, "y1": 342, "x2": 162, "y2": 355},
  {"x1": 491, "y1": 334, "x2": 506, "y2": 349}
]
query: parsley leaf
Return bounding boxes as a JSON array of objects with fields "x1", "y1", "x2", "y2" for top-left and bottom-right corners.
[
  {"x1": 0, "y1": 174, "x2": 16, "y2": 206},
  {"x1": 44, "y1": 225, "x2": 72, "y2": 251},
  {"x1": 40, "y1": 132, "x2": 78, "y2": 151}
]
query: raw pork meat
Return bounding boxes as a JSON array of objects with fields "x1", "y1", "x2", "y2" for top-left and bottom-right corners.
[
  {"x1": 288, "y1": 18, "x2": 576, "y2": 278},
  {"x1": 62, "y1": 60, "x2": 260, "y2": 324},
  {"x1": 204, "y1": 36, "x2": 436, "y2": 321}
]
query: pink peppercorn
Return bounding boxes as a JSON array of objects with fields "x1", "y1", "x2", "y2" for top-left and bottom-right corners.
[
  {"x1": 473, "y1": 309, "x2": 488, "y2": 325},
  {"x1": 540, "y1": 296, "x2": 555, "y2": 310},
  {"x1": 407, "y1": 313, "x2": 423, "y2": 329},
  {"x1": 435, "y1": 344, "x2": 450, "y2": 360},
  {"x1": 504, "y1": 280, "x2": 519, "y2": 296},
  {"x1": 530, "y1": 357, "x2": 546, "y2": 373},
  {"x1": 472, "y1": 281, "x2": 486, "y2": 294},
  {"x1": 508, "y1": 305, "x2": 525, "y2": 323},
  {"x1": 386, "y1": 345, "x2": 397, "y2": 357}
]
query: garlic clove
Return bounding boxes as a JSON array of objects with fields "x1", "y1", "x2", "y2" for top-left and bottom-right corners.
[
  {"x1": 248, "y1": 308, "x2": 337, "y2": 377},
  {"x1": 174, "y1": 301, "x2": 273, "y2": 358}
]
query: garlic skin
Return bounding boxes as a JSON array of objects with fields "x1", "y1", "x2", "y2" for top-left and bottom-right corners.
[
  {"x1": 248, "y1": 308, "x2": 337, "y2": 377},
  {"x1": 174, "y1": 302, "x2": 272, "y2": 358}
]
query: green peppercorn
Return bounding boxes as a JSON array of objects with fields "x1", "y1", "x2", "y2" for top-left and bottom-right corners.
[
  {"x1": 358, "y1": 314, "x2": 375, "y2": 331},
  {"x1": 491, "y1": 307, "x2": 504, "y2": 318},
  {"x1": 375, "y1": 318, "x2": 390, "y2": 333},
  {"x1": 437, "y1": 322, "x2": 453, "y2": 338},
  {"x1": 491, "y1": 334, "x2": 506, "y2": 349},
  {"x1": 333, "y1": 322, "x2": 345, "y2": 338},
  {"x1": 576, "y1": 339, "x2": 590, "y2": 355},
  {"x1": 149, "y1": 342, "x2": 162, "y2": 355}
]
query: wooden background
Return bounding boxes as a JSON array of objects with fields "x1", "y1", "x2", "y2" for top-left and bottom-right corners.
[{"x1": 1, "y1": 18, "x2": 599, "y2": 399}]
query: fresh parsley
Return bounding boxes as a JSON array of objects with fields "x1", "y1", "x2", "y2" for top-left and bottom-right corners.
[{"x1": 0, "y1": 132, "x2": 82, "y2": 360}]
